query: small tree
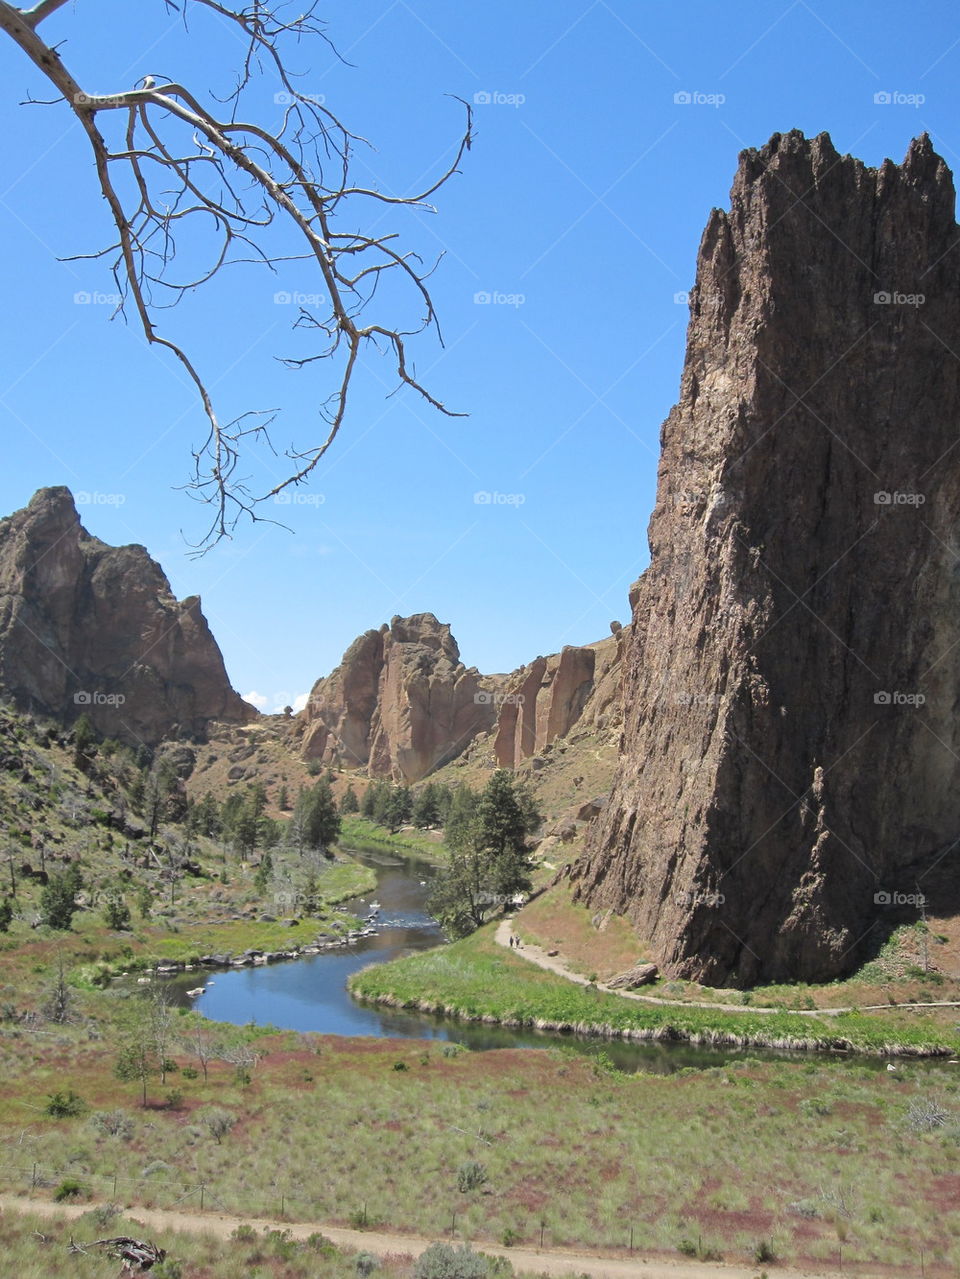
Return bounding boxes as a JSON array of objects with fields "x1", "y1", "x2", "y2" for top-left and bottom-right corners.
[
  {"x1": 200, "y1": 1107, "x2": 236, "y2": 1145},
  {"x1": 115, "y1": 1040, "x2": 158, "y2": 1108},
  {"x1": 340, "y1": 784, "x2": 359, "y2": 814},
  {"x1": 184, "y1": 1025, "x2": 220, "y2": 1083},
  {"x1": 104, "y1": 893, "x2": 131, "y2": 930},
  {"x1": 40, "y1": 869, "x2": 81, "y2": 930},
  {"x1": 297, "y1": 778, "x2": 341, "y2": 853},
  {"x1": 44, "y1": 952, "x2": 74, "y2": 1024},
  {"x1": 0, "y1": 898, "x2": 12, "y2": 933}
]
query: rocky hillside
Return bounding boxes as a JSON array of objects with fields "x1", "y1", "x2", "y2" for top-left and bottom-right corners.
[
  {"x1": 571, "y1": 131, "x2": 960, "y2": 986},
  {"x1": 0, "y1": 487, "x2": 254, "y2": 744}
]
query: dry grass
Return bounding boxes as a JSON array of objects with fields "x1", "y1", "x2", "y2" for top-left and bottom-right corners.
[{"x1": 513, "y1": 886, "x2": 647, "y2": 980}]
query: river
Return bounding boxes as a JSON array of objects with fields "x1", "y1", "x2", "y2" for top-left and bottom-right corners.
[{"x1": 161, "y1": 847, "x2": 902, "y2": 1074}]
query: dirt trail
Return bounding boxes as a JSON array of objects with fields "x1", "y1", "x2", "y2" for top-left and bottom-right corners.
[
  {"x1": 495, "y1": 919, "x2": 960, "y2": 1024},
  {"x1": 0, "y1": 1191, "x2": 827, "y2": 1279}
]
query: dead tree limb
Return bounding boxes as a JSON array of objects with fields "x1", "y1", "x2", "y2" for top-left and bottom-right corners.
[{"x1": 0, "y1": 1, "x2": 472, "y2": 547}]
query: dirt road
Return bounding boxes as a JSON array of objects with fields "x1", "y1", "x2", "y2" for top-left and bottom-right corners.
[{"x1": 0, "y1": 1191, "x2": 827, "y2": 1279}]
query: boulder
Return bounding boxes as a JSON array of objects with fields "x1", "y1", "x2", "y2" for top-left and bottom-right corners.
[{"x1": 606, "y1": 963, "x2": 659, "y2": 989}]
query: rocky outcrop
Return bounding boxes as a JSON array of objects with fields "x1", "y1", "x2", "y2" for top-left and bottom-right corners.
[
  {"x1": 572, "y1": 132, "x2": 960, "y2": 985},
  {"x1": 302, "y1": 613, "x2": 502, "y2": 781},
  {"x1": 606, "y1": 963, "x2": 658, "y2": 990},
  {"x1": 0, "y1": 487, "x2": 255, "y2": 744},
  {"x1": 494, "y1": 634, "x2": 621, "y2": 767}
]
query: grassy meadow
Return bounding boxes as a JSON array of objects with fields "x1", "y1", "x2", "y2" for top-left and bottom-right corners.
[{"x1": 1, "y1": 1007, "x2": 960, "y2": 1274}]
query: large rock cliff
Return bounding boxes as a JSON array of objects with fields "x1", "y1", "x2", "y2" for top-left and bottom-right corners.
[
  {"x1": 0, "y1": 487, "x2": 255, "y2": 744},
  {"x1": 571, "y1": 131, "x2": 960, "y2": 985},
  {"x1": 493, "y1": 634, "x2": 622, "y2": 768},
  {"x1": 302, "y1": 613, "x2": 501, "y2": 782},
  {"x1": 303, "y1": 617, "x2": 623, "y2": 784}
]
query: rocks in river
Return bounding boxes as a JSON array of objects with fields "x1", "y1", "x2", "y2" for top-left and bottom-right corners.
[{"x1": 606, "y1": 963, "x2": 659, "y2": 989}]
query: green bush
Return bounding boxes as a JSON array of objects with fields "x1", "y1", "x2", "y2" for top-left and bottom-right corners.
[
  {"x1": 457, "y1": 1160, "x2": 488, "y2": 1193},
  {"x1": 46, "y1": 1090, "x2": 87, "y2": 1118},
  {"x1": 53, "y1": 1177, "x2": 87, "y2": 1201},
  {"x1": 414, "y1": 1242, "x2": 491, "y2": 1279}
]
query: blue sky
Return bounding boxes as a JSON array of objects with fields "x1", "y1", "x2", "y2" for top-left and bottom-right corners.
[{"x1": 1, "y1": 1, "x2": 958, "y2": 711}]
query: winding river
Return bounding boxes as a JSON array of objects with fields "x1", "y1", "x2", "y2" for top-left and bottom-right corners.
[{"x1": 162, "y1": 847, "x2": 899, "y2": 1074}]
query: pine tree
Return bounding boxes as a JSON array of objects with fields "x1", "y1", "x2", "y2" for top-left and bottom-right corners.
[
  {"x1": 428, "y1": 772, "x2": 539, "y2": 937},
  {"x1": 297, "y1": 778, "x2": 341, "y2": 852},
  {"x1": 340, "y1": 783, "x2": 359, "y2": 814}
]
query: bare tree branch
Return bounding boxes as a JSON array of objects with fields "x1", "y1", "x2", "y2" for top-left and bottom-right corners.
[{"x1": 0, "y1": 1, "x2": 472, "y2": 548}]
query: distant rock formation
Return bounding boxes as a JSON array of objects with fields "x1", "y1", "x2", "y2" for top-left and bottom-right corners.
[
  {"x1": 303, "y1": 616, "x2": 623, "y2": 783},
  {"x1": 0, "y1": 487, "x2": 255, "y2": 744},
  {"x1": 494, "y1": 635, "x2": 621, "y2": 768},
  {"x1": 571, "y1": 131, "x2": 960, "y2": 985},
  {"x1": 302, "y1": 613, "x2": 502, "y2": 782}
]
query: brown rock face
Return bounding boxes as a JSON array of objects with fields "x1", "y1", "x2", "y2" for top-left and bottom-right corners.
[
  {"x1": 494, "y1": 637, "x2": 620, "y2": 767},
  {"x1": 572, "y1": 131, "x2": 960, "y2": 985},
  {"x1": 0, "y1": 487, "x2": 255, "y2": 744},
  {"x1": 302, "y1": 613, "x2": 498, "y2": 781}
]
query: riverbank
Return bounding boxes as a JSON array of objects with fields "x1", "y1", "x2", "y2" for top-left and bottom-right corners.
[{"x1": 349, "y1": 926, "x2": 957, "y2": 1057}]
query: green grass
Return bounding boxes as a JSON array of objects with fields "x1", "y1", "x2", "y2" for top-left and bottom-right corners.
[
  {"x1": 349, "y1": 928, "x2": 958, "y2": 1057},
  {"x1": 337, "y1": 817, "x2": 448, "y2": 861}
]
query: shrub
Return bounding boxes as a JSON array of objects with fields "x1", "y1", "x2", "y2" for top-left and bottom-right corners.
[
  {"x1": 457, "y1": 1161, "x2": 488, "y2": 1193},
  {"x1": 356, "y1": 1251, "x2": 379, "y2": 1276},
  {"x1": 906, "y1": 1097, "x2": 950, "y2": 1132},
  {"x1": 90, "y1": 1109, "x2": 134, "y2": 1140},
  {"x1": 153, "y1": 1261, "x2": 183, "y2": 1279},
  {"x1": 200, "y1": 1107, "x2": 236, "y2": 1144},
  {"x1": 414, "y1": 1242, "x2": 490, "y2": 1279},
  {"x1": 500, "y1": 1229, "x2": 520, "y2": 1248},
  {"x1": 54, "y1": 1177, "x2": 87, "y2": 1201},
  {"x1": 393, "y1": 1061, "x2": 408, "y2": 1071},
  {"x1": 231, "y1": 1225, "x2": 257, "y2": 1243},
  {"x1": 46, "y1": 1090, "x2": 87, "y2": 1118},
  {"x1": 441, "y1": 1042, "x2": 464, "y2": 1058},
  {"x1": 754, "y1": 1240, "x2": 777, "y2": 1264}
]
